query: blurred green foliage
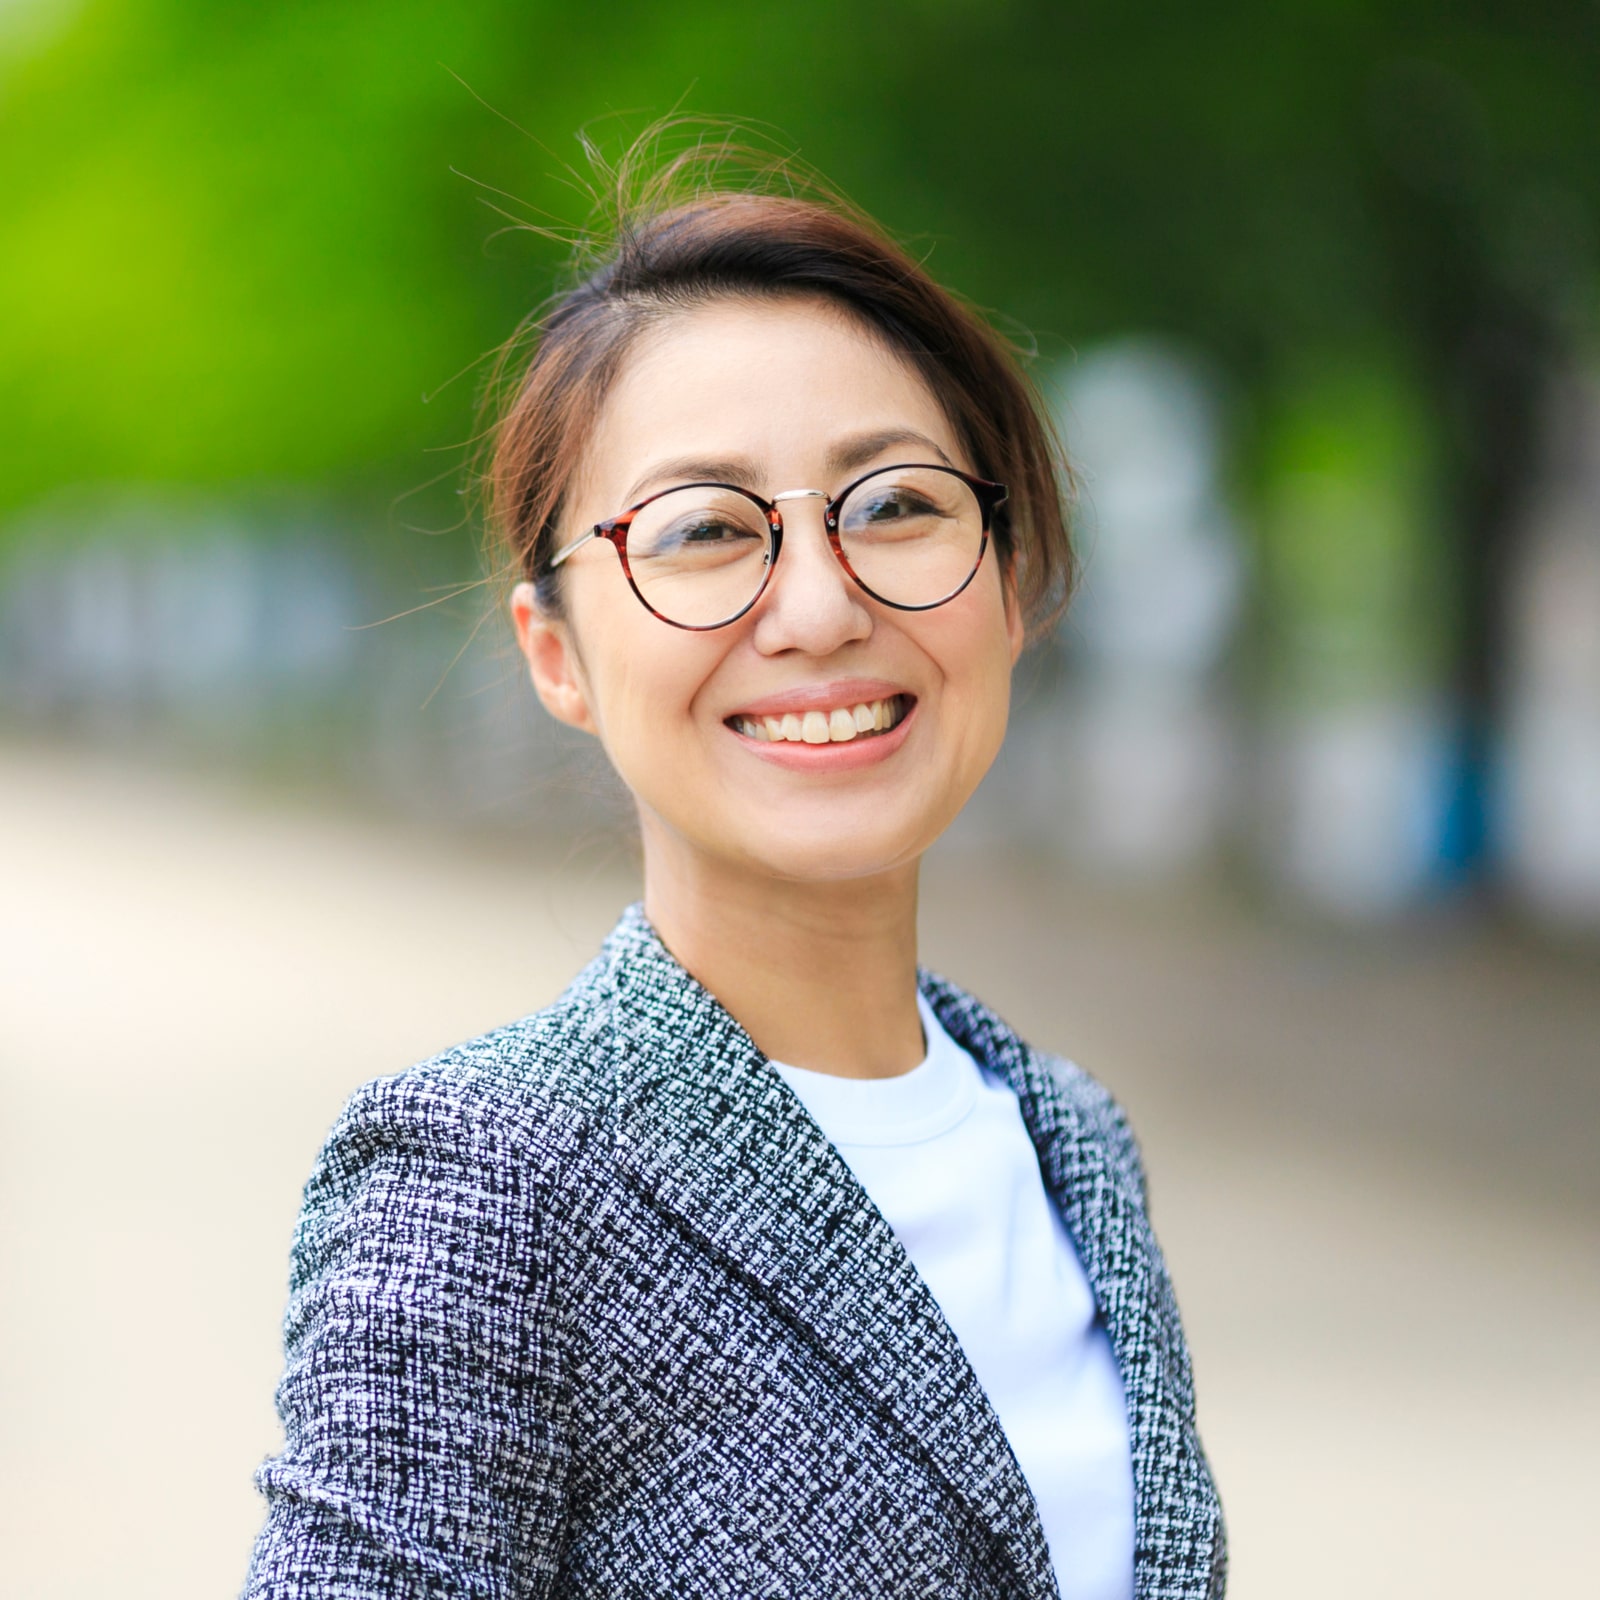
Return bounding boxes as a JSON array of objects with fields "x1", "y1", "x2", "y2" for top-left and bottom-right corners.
[
  {"x1": 2, "y1": 0, "x2": 1596, "y2": 604},
  {"x1": 1259, "y1": 357, "x2": 1449, "y2": 704}
]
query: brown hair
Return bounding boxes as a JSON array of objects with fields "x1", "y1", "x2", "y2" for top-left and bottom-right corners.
[{"x1": 484, "y1": 131, "x2": 1076, "y2": 638}]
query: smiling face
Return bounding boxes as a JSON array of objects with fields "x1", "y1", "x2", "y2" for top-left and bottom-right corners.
[{"x1": 512, "y1": 293, "x2": 1024, "y2": 886}]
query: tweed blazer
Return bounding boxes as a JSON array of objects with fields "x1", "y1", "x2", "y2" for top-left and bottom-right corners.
[{"x1": 244, "y1": 902, "x2": 1226, "y2": 1599}]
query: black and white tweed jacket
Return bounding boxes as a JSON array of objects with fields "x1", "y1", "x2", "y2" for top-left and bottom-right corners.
[{"x1": 244, "y1": 902, "x2": 1226, "y2": 1599}]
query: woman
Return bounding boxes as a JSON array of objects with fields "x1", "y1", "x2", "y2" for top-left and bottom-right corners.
[{"x1": 243, "y1": 148, "x2": 1226, "y2": 1600}]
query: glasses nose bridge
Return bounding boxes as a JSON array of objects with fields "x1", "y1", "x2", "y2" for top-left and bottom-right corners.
[
  {"x1": 761, "y1": 487, "x2": 863, "y2": 617},
  {"x1": 768, "y1": 486, "x2": 833, "y2": 529},
  {"x1": 767, "y1": 486, "x2": 839, "y2": 546}
]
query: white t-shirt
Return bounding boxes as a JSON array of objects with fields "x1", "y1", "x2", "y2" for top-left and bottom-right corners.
[{"x1": 770, "y1": 992, "x2": 1136, "y2": 1600}]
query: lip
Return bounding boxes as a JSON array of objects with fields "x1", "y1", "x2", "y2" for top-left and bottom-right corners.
[
  {"x1": 722, "y1": 677, "x2": 913, "y2": 722},
  {"x1": 726, "y1": 694, "x2": 918, "y2": 773}
]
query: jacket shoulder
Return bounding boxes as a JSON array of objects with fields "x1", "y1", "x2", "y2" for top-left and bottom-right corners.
[
  {"x1": 250, "y1": 977, "x2": 607, "y2": 1597},
  {"x1": 307, "y1": 955, "x2": 618, "y2": 1206}
]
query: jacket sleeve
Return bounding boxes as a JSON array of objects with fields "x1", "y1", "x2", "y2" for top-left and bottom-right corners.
[{"x1": 242, "y1": 1071, "x2": 570, "y2": 1599}]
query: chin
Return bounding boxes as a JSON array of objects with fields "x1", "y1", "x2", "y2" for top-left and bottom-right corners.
[{"x1": 735, "y1": 811, "x2": 946, "y2": 885}]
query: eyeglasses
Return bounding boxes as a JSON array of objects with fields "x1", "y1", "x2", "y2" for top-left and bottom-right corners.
[{"x1": 546, "y1": 462, "x2": 1007, "y2": 631}]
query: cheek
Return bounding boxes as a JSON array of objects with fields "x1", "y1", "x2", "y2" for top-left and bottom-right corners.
[
  {"x1": 915, "y1": 600, "x2": 1017, "y2": 800},
  {"x1": 568, "y1": 590, "x2": 727, "y2": 781},
  {"x1": 921, "y1": 571, "x2": 1017, "y2": 721}
]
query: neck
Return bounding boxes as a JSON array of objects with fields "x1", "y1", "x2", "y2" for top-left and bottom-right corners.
[{"x1": 640, "y1": 827, "x2": 924, "y2": 1081}]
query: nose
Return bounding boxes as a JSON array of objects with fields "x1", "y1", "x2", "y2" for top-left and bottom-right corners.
[{"x1": 749, "y1": 496, "x2": 873, "y2": 656}]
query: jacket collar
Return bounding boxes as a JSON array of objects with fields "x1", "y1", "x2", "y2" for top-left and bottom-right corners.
[
  {"x1": 917, "y1": 970, "x2": 1226, "y2": 1599},
  {"x1": 596, "y1": 902, "x2": 1220, "y2": 1600}
]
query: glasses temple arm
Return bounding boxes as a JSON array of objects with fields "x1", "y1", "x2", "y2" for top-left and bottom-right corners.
[{"x1": 547, "y1": 528, "x2": 599, "y2": 570}]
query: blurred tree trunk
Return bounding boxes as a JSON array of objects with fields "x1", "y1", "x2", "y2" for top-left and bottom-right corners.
[{"x1": 1367, "y1": 61, "x2": 1570, "y2": 882}]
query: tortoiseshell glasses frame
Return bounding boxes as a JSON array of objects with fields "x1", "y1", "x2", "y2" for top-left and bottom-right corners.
[{"x1": 544, "y1": 462, "x2": 1009, "y2": 631}]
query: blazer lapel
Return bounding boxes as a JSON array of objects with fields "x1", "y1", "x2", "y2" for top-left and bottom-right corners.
[
  {"x1": 597, "y1": 905, "x2": 1059, "y2": 1600},
  {"x1": 920, "y1": 974, "x2": 1225, "y2": 1600}
]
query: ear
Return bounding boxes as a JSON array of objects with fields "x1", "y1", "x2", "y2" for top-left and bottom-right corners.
[{"x1": 510, "y1": 581, "x2": 598, "y2": 735}]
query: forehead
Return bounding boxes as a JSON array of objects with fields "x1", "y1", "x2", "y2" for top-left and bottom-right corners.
[{"x1": 573, "y1": 294, "x2": 966, "y2": 508}]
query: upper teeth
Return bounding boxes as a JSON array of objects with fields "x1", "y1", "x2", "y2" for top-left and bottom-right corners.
[{"x1": 733, "y1": 696, "x2": 906, "y2": 744}]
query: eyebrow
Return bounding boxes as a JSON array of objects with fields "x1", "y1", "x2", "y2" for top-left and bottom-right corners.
[{"x1": 618, "y1": 428, "x2": 956, "y2": 508}]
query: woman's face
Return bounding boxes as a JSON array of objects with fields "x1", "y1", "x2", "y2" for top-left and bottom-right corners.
[{"x1": 512, "y1": 294, "x2": 1024, "y2": 884}]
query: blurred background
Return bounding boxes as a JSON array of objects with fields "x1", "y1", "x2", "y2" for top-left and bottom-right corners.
[{"x1": 1, "y1": 2, "x2": 1596, "y2": 1597}]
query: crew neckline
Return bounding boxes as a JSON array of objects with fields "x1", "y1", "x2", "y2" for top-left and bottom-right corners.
[{"x1": 767, "y1": 991, "x2": 980, "y2": 1147}]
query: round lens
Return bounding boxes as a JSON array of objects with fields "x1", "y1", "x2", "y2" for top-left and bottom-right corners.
[
  {"x1": 836, "y1": 466, "x2": 985, "y2": 608},
  {"x1": 623, "y1": 486, "x2": 773, "y2": 627}
]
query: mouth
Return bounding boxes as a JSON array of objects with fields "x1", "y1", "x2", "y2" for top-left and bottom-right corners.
[{"x1": 725, "y1": 693, "x2": 914, "y2": 746}]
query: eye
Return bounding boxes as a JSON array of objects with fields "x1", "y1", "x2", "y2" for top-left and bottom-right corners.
[
  {"x1": 858, "y1": 488, "x2": 937, "y2": 523},
  {"x1": 626, "y1": 493, "x2": 771, "y2": 567},
  {"x1": 840, "y1": 483, "x2": 952, "y2": 542},
  {"x1": 665, "y1": 514, "x2": 763, "y2": 548},
  {"x1": 677, "y1": 516, "x2": 734, "y2": 543}
]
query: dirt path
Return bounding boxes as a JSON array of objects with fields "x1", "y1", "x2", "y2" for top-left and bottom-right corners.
[{"x1": 2, "y1": 742, "x2": 1594, "y2": 1598}]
